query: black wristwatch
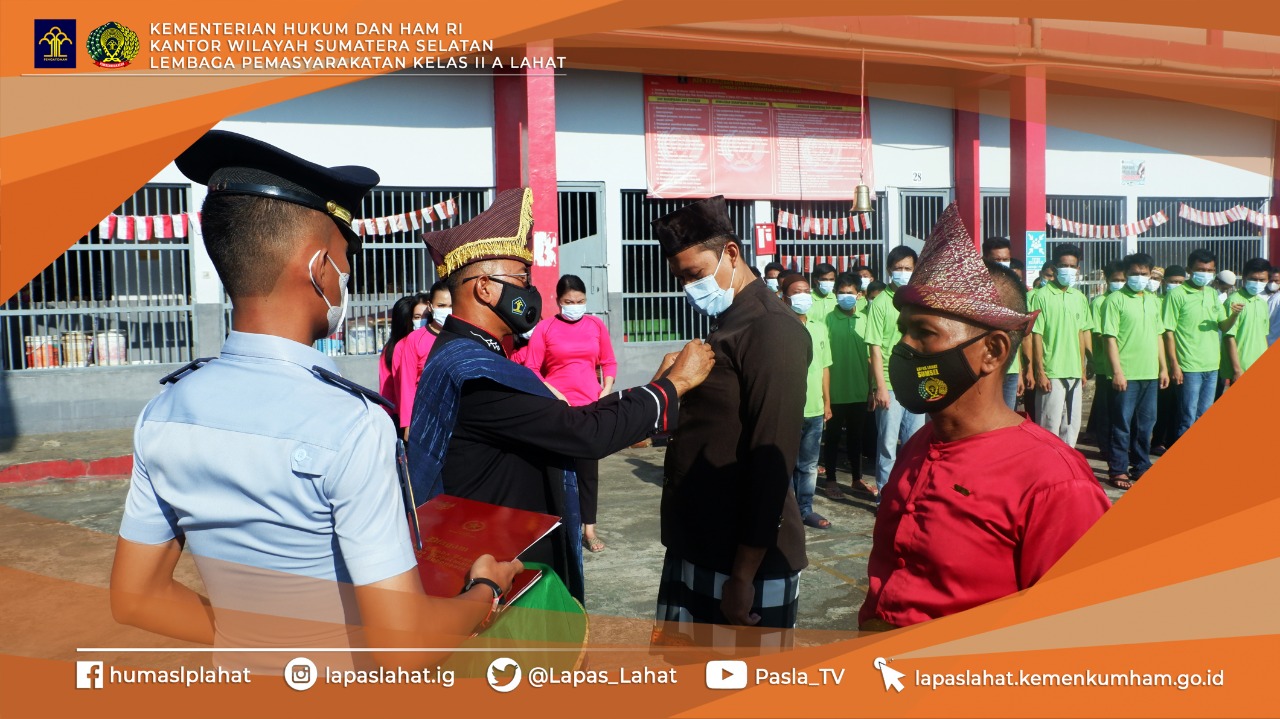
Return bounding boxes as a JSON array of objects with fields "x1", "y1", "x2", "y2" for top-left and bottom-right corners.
[{"x1": 462, "y1": 577, "x2": 504, "y2": 600}]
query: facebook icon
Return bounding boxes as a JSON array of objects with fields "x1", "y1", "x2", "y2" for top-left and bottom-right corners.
[{"x1": 76, "y1": 661, "x2": 103, "y2": 689}]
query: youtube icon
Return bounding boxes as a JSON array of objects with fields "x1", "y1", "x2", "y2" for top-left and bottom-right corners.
[{"x1": 705, "y1": 660, "x2": 748, "y2": 690}]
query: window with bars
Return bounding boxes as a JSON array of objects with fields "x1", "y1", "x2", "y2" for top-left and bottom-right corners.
[
  {"x1": 772, "y1": 197, "x2": 887, "y2": 277},
  {"x1": 2, "y1": 184, "x2": 194, "y2": 371},
  {"x1": 1136, "y1": 197, "x2": 1268, "y2": 278},
  {"x1": 620, "y1": 191, "x2": 755, "y2": 342},
  {"x1": 223, "y1": 187, "x2": 492, "y2": 358}
]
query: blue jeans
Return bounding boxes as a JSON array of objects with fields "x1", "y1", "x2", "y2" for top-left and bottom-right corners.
[
  {"x1": 1108, "y1": 379, "x2": 1157, "y2": 477},
  {"x1": 1002, "y1": 373, "x2": 1020, "y2": 411},
  {"x1": 1176, "y1": 370, "x2": 1217, "y2": 439},
  {"x1": 792, "y1": 415, "x2": 824, "y2": 517},
  {"x1": 875, "y1": 391, "x2": 927, "y2": 491}
]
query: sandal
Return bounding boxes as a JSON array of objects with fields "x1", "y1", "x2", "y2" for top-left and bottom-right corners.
[
  {"x1": 822, "y1": 482, "x2": 843, "y2": 500},
  {"x1": 584, "y1": 536, "x2": 606, "y2": 553},
  {"x1": 1109, "y1": 474, "x2": 1133, "y2": 490},
  {"x1": 858, "y1": 479, "x2": 880, "y2": 499},
  {"x1": 803, "y1": 512, "x2": 832, "y2": 529}
]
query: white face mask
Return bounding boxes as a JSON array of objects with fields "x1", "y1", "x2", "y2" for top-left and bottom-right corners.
[
  {"x1": 560, "y1": 304, "x2": 587, "y2": 321},
  {"x1": 764, "y1": 277, "x2": 779, "y2": 292},
  {"x1": 1147, "y1": 278, "x2": 1161, "y2": 293},
  {"x1": 789, "y1": 293, "x2": 813, "y2": 315},
  {"x1": 997, "y1": 260, "x2": 1011, "y2": 268},
  {"x1": 816, "y1": 280, "x2": 835, "y2": 296},
  {"x1": 1268, "y1": 282, "x2": 1279, "y2": 294},
  {"x1": 891, "y1": 269, "x2": 912, "y2": 287},
  {"x1": 308, "y1": 250, "x2": 348, "y2": 338},
  {"x1": 431, "y1": 307, "x2": 452, "y2": 326}
]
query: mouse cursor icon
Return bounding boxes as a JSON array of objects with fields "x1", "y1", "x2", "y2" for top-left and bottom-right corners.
[{"x1": 873, "y1": 657, "x2": 906, "y2": 692}]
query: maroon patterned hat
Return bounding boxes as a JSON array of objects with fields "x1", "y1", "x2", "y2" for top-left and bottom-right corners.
[
  {"x1": 894, "y1": 203, "x2": 1038, "y2": 331},
  {"x1": 422, "y1": 187, "x2": 534, "y2": 278}
]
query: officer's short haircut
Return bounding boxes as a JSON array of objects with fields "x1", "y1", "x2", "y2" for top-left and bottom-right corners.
[{"x1": 202, "y1": 194, "x2": 319, "y2": 297}]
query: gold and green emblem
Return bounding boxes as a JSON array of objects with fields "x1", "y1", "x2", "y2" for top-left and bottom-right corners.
[{"x1": 87, "y1": 21, "x2": 140, "y2": 68}]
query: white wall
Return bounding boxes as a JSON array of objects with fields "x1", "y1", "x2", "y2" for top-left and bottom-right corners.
[
  {"x1": 868, "y1": 96, "x2": 955, "y2": 192},
  {"x1": 555, "y1": 70, "x2": 646, "y2": 295}
]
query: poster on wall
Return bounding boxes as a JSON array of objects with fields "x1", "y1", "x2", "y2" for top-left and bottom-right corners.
[
  {"x1": 643, "y1": 75, "x2": 873, "y2": 200},
  {"x1": 1121, "y1": 159, "x2": 1147, "y2": 186}
]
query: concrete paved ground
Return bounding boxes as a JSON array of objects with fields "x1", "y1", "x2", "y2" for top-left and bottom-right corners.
[{"x1": 0, "y1": 436, "x2": 1129, "y2": 634}]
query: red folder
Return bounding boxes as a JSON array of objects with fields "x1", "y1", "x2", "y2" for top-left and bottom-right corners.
[{"x1": 412, "y1": 494, "x2": 560, "y2": 598}]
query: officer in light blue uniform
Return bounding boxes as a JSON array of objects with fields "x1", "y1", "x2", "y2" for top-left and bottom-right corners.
[{"x1": 110, "y1": 131, "x2": 520, "y2": 671}]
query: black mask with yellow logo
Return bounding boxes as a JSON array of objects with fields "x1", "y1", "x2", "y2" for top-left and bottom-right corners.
[{"x1": 888, "y1": 332, "x2": 991, "y2": 414}]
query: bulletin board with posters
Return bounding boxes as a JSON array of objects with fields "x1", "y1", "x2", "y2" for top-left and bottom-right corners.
[{"x1": 643, "y1": 75, "x2": 873, "y2": 199}]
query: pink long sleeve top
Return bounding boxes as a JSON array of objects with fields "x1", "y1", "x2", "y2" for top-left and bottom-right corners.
[
  {"x1": 521, "y1": 314, "x2": 617, "y2": 407},
  {"x1": 390, "y1": 327, "x2": 440, "y2": 428}
]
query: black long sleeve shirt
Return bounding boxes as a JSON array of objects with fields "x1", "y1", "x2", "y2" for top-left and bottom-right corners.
[{"x1": 661, "y1": 279, "x2": 810, "y2": 577}]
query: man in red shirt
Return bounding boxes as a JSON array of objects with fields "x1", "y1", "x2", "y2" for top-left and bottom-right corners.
[{"x1": 859, "y1": 204, "x2": 1110, "y2": 631}]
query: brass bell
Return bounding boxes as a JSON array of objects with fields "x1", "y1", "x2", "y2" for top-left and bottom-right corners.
[{"x1": 851, "y1": 184, "x2": 873, "y2": 213}]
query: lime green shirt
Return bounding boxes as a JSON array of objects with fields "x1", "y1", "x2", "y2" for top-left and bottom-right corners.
[
  {"x1": 1224, "y1": 289, "x2": 1269, "y2": 372},
  {"x1": 1090, "y1": 293, "x2": 1112, "y2": 377},
  {"x1": 808, "y1": 290, "x2": 837, "y2": 322},
  {"x1": 863, "y1": 286, "x2": 901, "y2": 391},
  {"x1": 802, "y1": 314, "x2": 833, "y2": 417},
  {"x1": 1101, "y1": 287, "x2": 1164, "y2": 381},
  {"x1": 1029, "y1": 283, "x2": 1093, "y2": 379},
  {"x1": 826, "y1": 299, "x2": 870, "y2": 404},
  {"x1": 1161, "y1": 282, "x2": 1227, "y2": 373}
]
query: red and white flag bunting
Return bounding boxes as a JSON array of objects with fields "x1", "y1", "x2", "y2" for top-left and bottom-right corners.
[
  {"x1": 1044, "y1": 210, "x2": 1168, "y2": 239},
  {"x1": 99, "y1": 213, "x2": 201, "y2": 241},
  {"x1": 776, "y1": 210, "x2": 872, "y2": 235},
  {"x1": 1178, "y1": 203, "x2": 1279, "y2": 229},
  {"x1": 780, "y1": 254, "x2": 873, "y2": 273},
  {"x1": 353, "y1": 198, "x2": 459, "y2": 237}
]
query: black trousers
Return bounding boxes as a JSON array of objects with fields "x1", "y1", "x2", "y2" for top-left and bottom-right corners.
[
  {"x1": 577, "y1": 457, "x2": 599, "y2": 525},
  {"x1": 823, "y1": 403, "x2": 866, "y2": 483},
  {"x1": 1152, "y1": 383, "x2": 1180, "y2": 448}
]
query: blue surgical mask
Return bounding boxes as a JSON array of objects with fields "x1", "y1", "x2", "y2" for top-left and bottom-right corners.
[
  {"x1": 1108, "y1": 281, "x2": 1125, "y2": 292},
  {"x1": 891, "y1": 270, "x2": 912, "y2": 287},
  {"x1": 1127, "y1": 275, "x2": 1148, "y2": 292},
  {"x1": 683, "y1": 250, "x2": 736, "y2": 317},
  {"x1": 765, "y1": 278, "x2": 779, "y2": 292},
  {"x1": 1245, "y1": 280, "x2": 1266, "y2": 296},
  {"x1": 789, "y1": 293, "x2": 813, "y2": 315},
  {"x1": 1056, "y1": 267, "x2": 1077, "y2": 287},
  {"x1": 1191, "y1": 271, "x2": 1214, "y2": 288},
  {"x1": 560, "y1": 304, "x2": 587, "y2": 321},
  {"x1": 817, "y1": 280, "x2": 835, "y2": 296},
  {"x1": 415, "y1": 317, "x2": 430, "y2": 330},
  {"x1": 836, "y1": 293, "x2": 858, "y2": 311}
]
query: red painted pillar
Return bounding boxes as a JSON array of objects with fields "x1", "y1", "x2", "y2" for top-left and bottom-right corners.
[
  {"x1": 1270, "y1": 120, "x2": 1280, "y2": 262},
  {"x1": 1009, "y1": 67, "x2": 1047, "y2": 268},
  {"x1": 953, "y1": 88, "x2": 982, "y2": 248},
  {"x1": 494, "y1": 42, "x2": 560, "y2": 310}
]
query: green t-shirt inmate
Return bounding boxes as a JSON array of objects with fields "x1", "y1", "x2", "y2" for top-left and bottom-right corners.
[
  {"x1": 1224, "y1": 289, "x2": 1269, "y2": 372},
  {"x1": 1090, "y1": 293, "x2": 1112, "y2": 377},
  {"x1": 1101, "y1": 287, "x2": 1165, "y2": 381},
  {"x1": 863, "y1": 286, "x2": 901, "y2": 391},
  {"x1": 808, "y1": 290, "x2": 838, "y2": 322},
  {"x1": 1029, "y1": 283, "x2": 1093, "y2": 379},
  {"x1": 802, "y1": 314, "x2": 833, "y2": 418},
  {"x1": 1161, "y1": 282, "x2": 1226, "y2": 373},
  {"x1": 826, "y1": 299, "x2": 871, "y2": 404}
]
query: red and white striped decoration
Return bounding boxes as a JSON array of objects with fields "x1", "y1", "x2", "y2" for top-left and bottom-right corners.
[
  {"x1": 779, "y1": 254, "x2": 872, "y2": 273},
  {"x1": 1044, "y1": 210, "x2": 1168, "y2": 239},
  {"x1": 1178, "y1": 203, "x2": 1279, "y2": 229},
  {"x1": 354, "y1": 198, "x2": 459, "y2": 237},
  {"x1": 776, "y1": 210, "x2": 872, "y2": 236},
  {"x1": 99, "y1": 213, "x2": 201, "y2": 241}
]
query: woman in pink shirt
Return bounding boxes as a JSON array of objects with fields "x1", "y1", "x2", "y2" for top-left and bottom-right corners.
[
  {"x1": 521, "y1": 275, "x2": 618, "y2": 552},
  {"x1": 379, "y1": 293, "x2": 430, "y2": 419},
  {"x1": 391, "y1": 280, "x2": 452, "y2": 438}
]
